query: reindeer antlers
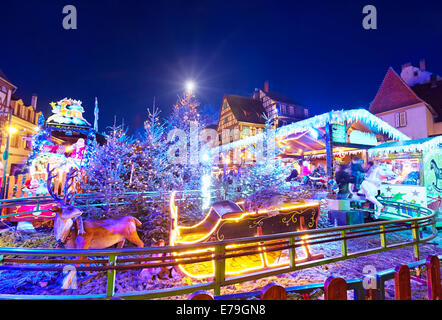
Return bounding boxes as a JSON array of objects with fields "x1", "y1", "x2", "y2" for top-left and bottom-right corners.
[
  {"x1": 47, "y1": 164, "x2": 61, "y2": 202},
  {"x1": 63, "y1": 167, "x2": 78, "y2": 205},
  {"x1": 46, "y1": 164, "x2": 79, "y2": 205}
]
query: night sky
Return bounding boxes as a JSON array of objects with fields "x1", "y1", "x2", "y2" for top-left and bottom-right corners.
[{"x1": 1, "y1": 0, "x2": 442, "y2": 133}]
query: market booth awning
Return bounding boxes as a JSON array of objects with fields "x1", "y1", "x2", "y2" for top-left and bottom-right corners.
[
  {"x1": 368, "y1": 136, "x2": 441, "y2": 157},
  {"x1": 216, "y1": 109, "x2": 410, "y2": 167}
]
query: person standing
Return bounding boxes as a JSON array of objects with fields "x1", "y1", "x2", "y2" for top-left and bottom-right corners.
[
  {"x1": 335, "y1": 164, "x2": 352, "y2": 196},
  {"x1": 351, "y1": 157, "x2": 365, "y2": 191}
]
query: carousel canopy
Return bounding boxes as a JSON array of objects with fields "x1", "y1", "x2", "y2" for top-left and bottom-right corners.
[
  {"x1": 216, "y1": 109, "x2": 411, "y2": 158},
  {"x1": 368, "y1": 135, "x2": 442, "y2": 156}
]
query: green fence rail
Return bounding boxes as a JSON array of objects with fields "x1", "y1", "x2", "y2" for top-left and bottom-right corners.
[
  {"x1": 0, "y1": 199, "x2": 437, "y2": 300},
  {"x1": 0, "y1": 190, "x2": 215, "y2": 220}
]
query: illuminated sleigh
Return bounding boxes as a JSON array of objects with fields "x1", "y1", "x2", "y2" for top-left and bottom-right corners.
[{"x1": 169, "y1": 192, "x2": 323, "y2": 279}]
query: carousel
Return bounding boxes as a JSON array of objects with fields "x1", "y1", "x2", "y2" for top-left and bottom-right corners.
[{"x1": 368, "y1": 135, "x2": 442, "y2": 225}]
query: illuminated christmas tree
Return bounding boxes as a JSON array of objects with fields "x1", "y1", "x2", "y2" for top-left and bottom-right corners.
[
  {"x1": 81, "y1": 124, "x2": 136, "y2": 215},
  {"x1": 225, "y1": 114, "x2": 291, "y2": 204}
]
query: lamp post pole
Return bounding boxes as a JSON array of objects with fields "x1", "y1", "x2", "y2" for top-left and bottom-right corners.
[{"x1": 1, "y1": 107, "x2": 13, "y2": 199}]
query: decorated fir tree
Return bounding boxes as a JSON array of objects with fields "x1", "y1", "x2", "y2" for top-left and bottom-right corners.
[
  {"x1": 224, "y1": 114, "x2": 291, "y2": 208},
  {"x1": 166, "y1": 88, "x2": 212, "y2": 195},
  {"x1": 25, "y1": 114, "x2": 50, "y2": 171},
  {"x1": 81, "y1": 124, "x2": 136, "y2": 215}
]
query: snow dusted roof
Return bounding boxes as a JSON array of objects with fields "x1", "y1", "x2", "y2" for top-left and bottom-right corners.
[{"x1": 216, "y1": 109, "x2": 410, "y2": 153}]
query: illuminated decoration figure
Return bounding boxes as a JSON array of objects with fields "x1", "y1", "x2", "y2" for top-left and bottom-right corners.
[
  {"x1": 30, "y1": 152, "x2": 79, "y2": 176},
  {"x1": 169, "y1": 191, "x2": 323, "y2": 279},
  {"x1": 70, "y1": 138, "x2": 86, "y2": 160},
  {"x1": 94, "y1": 97, "x2": 99, "y2": 132},
  {"x1": 47, "y1": 98, "x2": 91, "y2": 127},
  {"x1": 349, "y1": 164, "x2": 397, "y2": 218}
]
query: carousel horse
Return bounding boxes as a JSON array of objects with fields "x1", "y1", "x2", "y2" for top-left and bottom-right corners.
[
  {"x1": 430, "y1": 160, "x2": 442, "y2": 192},
  {"x1": 349, "y1": 163, "x2": 397, "y2": 218}
]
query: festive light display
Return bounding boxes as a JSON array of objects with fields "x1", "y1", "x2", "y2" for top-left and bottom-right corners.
[
  {"x1": 169, "y1": 191, "x2": 322, "y2": 279},
  {"x1": 47, "y1": 98, "x2": 91, "y2": 126},
  {"x1": 368, "y1": 135, "x2": 442, "y2": 207},
  {"x1": 216, "y1": 109, "x2": 410, "y2": 154}
]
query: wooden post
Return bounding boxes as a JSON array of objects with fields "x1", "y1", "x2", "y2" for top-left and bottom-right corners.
[
  {"x1": 289, "y1": 236, "x2": 297, "y2": 268},
  {"x1": 426, "y1": 255, "x2": 441, "y2": 300},
  {"x1": 189, "y1": 290, "x2": 214, "y2": 300},
  {"x1": 106, "y1": 255, "x2": 117, "y2": 298},
  {"x1": 260, "y1": 282, "x2": 287, "y2": 300},
  {"x1": 324, "y1": 276, "x2": 347, "y2": 300},
  {"x1": 411, "y1": 221, "x2": 420, "y2": 261},
  {"x1": 380, "y1": 225, "x2": 387, "y2": 248},
  {"x1": 394, "y1": 264, "x2": 411, "y2": 300},
  {"x1": 214, "y1": 244, "x2": 225, "y2": 296},
  {"x1": 340, "y1": 230, "x2": 347, "y2": 257}
]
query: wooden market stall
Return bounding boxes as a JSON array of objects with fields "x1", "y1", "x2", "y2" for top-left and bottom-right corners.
[{"x1": 368, "y1": 135, "x2": 442, "y2": 225}]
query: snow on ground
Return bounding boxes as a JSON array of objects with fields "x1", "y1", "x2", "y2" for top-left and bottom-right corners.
[{"x1": 0, "y1": 227, "x2": 440, "y2": 300}]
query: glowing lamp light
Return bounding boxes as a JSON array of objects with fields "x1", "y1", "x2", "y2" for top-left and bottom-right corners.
[
  {"x1": 200, "y1": 151, "x2": 211, "y2": 164},
  {"x1": 8, "y1": 126, "x2": 18, "y2": 135},
  {"x1": 65, "y1": 145, "x2": 74, "y2": 152},
  {"x1": 185, "y1": 80, "x2": 195, "y2": 93}
]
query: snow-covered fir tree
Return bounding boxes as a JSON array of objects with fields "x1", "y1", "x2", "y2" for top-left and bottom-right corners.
[
  {"x1": 224, "y1": 113, "x2": 291, "y2": 204},
  {"x1": 81, "y1": 124, "x2": 136, "y2": 215}
]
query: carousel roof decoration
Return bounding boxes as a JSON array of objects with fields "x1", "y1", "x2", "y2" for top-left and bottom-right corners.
[
  {"x1": 216, "y1": 109, "x2": 411, "y2": 155},
  {"x1": 369, "y1": 135, "x2": 442, "y2": 156},
  {"x1": 46, "y1": 98, "x2": 91, "y2": 129}
]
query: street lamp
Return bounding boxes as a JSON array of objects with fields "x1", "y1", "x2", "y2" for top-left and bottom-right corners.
[
  {"x1": 0, "y1": 107, "x2": 14, "y2": 199},
  {"x1": 8, "y1": 126, "x2": 18, "y2": 135},
  {"x1": 185, "y1": 80, "x2": 195, "y2": 93}
]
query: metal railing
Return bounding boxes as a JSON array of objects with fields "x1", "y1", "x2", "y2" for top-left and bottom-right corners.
[
  {"x1": 0, "y1": 199, "x2": 437, "y2": 299},
  {"x1": 0, "y1": 189, "x2": 213, "y2": 220}
]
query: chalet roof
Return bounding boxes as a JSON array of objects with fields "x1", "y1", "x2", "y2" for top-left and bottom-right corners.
[
  {"x1": 263, "y1": 90, "x2": 301, "y2": 106},
  {"x1": 0, "y1": 69, "x2": 16, "y2": 88},
  {"x1": 369, "y1": 67, "x2": 425, "y2": 114},
  {"x1": 11, "y1": 93, "x2": 31, "y2": 107},
  {"x1": 225, "y1": 95, "x2": 266, "y2": 124},
  {"x1": 410, "y1": 79, "x2": 442, "y2": 121}
]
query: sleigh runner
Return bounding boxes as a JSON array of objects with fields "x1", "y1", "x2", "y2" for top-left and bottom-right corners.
[{"x1": 169, "y1": 191, "x2": 323, "y2": 279}]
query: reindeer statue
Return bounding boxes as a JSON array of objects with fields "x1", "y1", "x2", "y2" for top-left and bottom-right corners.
[
  {"x1": 46, "y1": 164, "x2": 144, "y2": 250},
  {"x1": 349, "y1": 163, "x2": 397, "y2": 218}
]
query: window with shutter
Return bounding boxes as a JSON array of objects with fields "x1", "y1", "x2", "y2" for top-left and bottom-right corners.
[{"x1": 399, "y1": 111, "x2": 407, "y2": 127}]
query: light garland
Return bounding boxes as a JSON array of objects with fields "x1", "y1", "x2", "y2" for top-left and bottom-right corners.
[
  {"x1": 368, "y1": 135, "x2": 442, "y2": 157},
  {"x1": 215, "y1": 109, "x2": 410, "y2": 154}
]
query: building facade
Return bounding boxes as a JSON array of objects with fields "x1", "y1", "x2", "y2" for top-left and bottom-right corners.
[
  {"x1": 216, "y1": 82, "x2": 309, "y2": 165},
  {"x1": 252, "y1": 81, "x2": 309, "y2": 128},
  {"x1": 0, "y1": 69, "x2": 54, "y2": 176},
  {"x1": 370, "y1": 60, "x2": 442, "y2": 139}
]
